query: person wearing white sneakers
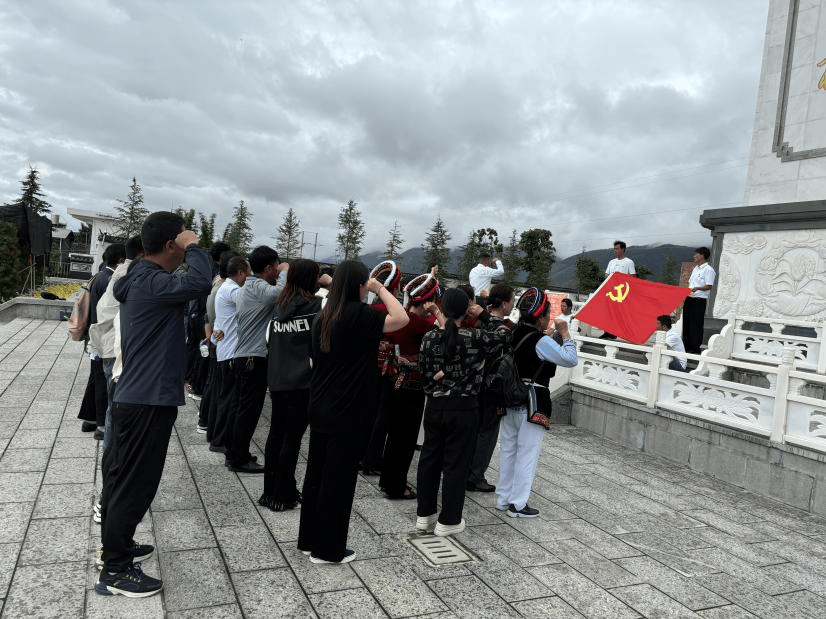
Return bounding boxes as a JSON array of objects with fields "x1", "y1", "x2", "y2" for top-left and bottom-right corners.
[
  {"x1": 496, "y1": 287, "x2": 578, "y2": 519},
  {"x1": 416, "y1": 288, "x2": 508, "y2": 536}
]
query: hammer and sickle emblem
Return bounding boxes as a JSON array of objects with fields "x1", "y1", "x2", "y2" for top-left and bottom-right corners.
[{"x1": 606, "y1": 282, "x2": 630, "y2": 303}]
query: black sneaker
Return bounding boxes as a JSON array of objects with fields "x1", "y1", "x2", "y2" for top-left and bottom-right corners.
[
  {"x1": 81, "y1": 421, "x2": 97, "y2": 432},
  {"x1": 95, "y1": 564, "x2": 163, "y2": 597},
  {"x1": 507, "y1": 504, "x2": 539, "y2": 518},
  {"x1": 96, "y1": 541, "x2": 155, "y2": 566}
]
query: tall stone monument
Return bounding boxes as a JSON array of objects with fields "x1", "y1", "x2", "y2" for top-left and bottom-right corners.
[{"x1": 701, "y1": 0, "x2": 826, "y2": 325}]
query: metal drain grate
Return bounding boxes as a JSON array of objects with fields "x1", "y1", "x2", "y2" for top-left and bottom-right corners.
[{"x1": 405, "y1": 533, "x2": 480, "y2": 567}]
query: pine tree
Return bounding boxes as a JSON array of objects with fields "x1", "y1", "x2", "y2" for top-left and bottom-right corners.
[
  {"x1": 198, "y1": 212, "x2": 216, "y2": 248},
  {"x1": 336, "y1": 200, "x2": 365, "y2": 261},
  {"x1": 275, "y1": 208, "x2": 302, "y2": 261},
  {"x1": 113, "y1": 177, "x2": 149, "y2": 240},
  {"x1": 174, "y1": 207, "x2": 198, "y2": 234},
  {"x1": 518, "y1": 228, "x2": 555, "y2": 290},
  {"x1": 636, "y1": 264, "x2": 653, "y2": 280},
  {"x1": 384, "y1": 220, "x2": 404, "y2": 263},
  {"x1": 422, "y1": 215, "x2": 451, "y2": 277},
  {"x1": 458, "y1": 228, "x2": 503, "y2": 280},
  {"x1": 659, "y1": 251, "x2": 678, "y2": 285},
  {"x1": 222, "y1": 200, "x2": 254, "y2": 255},
  {"x1": 14, "y1": 166, "x2": 52, "y2": 215},
  {"x1": 500, "y1": 229, "x2": 521, "y2": 288},
  {"x1": 575, "y1": 255, "x2": 602, "y2": 292}
]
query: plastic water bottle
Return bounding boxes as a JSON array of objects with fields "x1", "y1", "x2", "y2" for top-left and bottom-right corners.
[{"x1": 199, "y1": 339, "x2": 209, "y2": 357}]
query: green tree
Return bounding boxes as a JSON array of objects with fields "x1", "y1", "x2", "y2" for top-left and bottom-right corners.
[
  {"x1": 174, "y1": 207, "x2": 198, "y2": 234},
  {"x1": 422, "y1": 215, "x2": 451, "y2": 278},
  {"x1": 384, "y1": 220, "x2": 404, "y2": 263},
  {"x1": 518, "y1": 228, "x2": 555, "y2": 290},
  {"x1": 500, "y1": 229, "x2": 521, "y2": 288},
  {"x1": 659, "y1": 251, "x2": 678, "y2": 285},
  {"x1": 0, "y1": 221, "x2": 27, "y2": 301},
  {"x1": 458, "y1": 228, "x2": 504, "y2": 281},
  {"x1": 336, "y1": 200, "x2": 365, "y2": 261},
  {"x1": 636, "y1": 264, "x2": 653, "y2": 280},
  {"x1": 576, "y1": 255, "x2": 602, "y2": 293},
  {"x1": 113, "y1": 177, "x2": 149, "y2": 240},
  {"x1": 198, "y1": 212, "x2": 216, "y2": 248},
  {"x1": 9, "y1": 166, "x2": 52, "y2": 215},
  {"x1": 275, "y1": 208, "x2": 302, "y2": 261},
  {"x1": 222, "y1": 200, "x2": 254, "y2": 255}
]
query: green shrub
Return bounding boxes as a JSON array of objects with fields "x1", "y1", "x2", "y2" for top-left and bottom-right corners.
[{"x1": 0, "y1": 221, "x2": 28, "y2": 302}]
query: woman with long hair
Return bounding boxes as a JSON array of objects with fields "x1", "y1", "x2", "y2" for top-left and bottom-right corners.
[
  {"x1": 259, "y1": 259, "x2": 328, "y2": 512},
  {"x1": 496, "y1": 287, "x2": 577, "y2": 518},
  {"x1": 416, "y1": 288, "x2": 508, "y2": 536},
  {"x1": 297, "y1": 261, "x2": 408, "y2": 564}
]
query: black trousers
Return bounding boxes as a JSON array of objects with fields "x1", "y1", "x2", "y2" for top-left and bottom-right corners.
[
  {"x1": 682, "y1": 296, "x2": 707, "y2": 355},
  {"x1": 378, "y1": 381, "x2": 425, "y2": 497},
  {"x1": 263, "y1": 389, "x2": 309, "y2": 502},
  {"x1": 212, "y1": 360, "x2": 238, "y2": 448},
  {"x1": 78, "y1": 357, "x2": 107, "y2": 426},
  {"x1": 362, "y1": 379, "x2": 390, "y2": 472},
  {"x1": 201, "y1": 351, "x2": 218, "y2": 433},
  {"x1": 467, "y1": 397, "x2": 502, "y2": 485},
  {"x1": 298, "y1": 427, "x2": 361, "y2": 562},
  {"x1": 416, "y1": 397, "x2": 479, "y2": 525},
  {"x1": 101, "y1": 403, "x2": 177, "y2": 572},
  {"x1": 226, "y1": 356, "x2": 268, "y2": 467}
]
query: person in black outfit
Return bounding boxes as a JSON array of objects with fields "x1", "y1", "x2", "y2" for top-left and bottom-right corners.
[
  {"x1": 78, "y1": 243, "x2": 126, "y2": 437},
  {"x1": 259, "y1": 259, "x2": 329, "y2": 511},
  {"x1": 297, "y1": 261, "x2": 408, "y2": 564},
  {"x1": 96, "y1": 213, "x2": 211, "y2": 597},
  {"x1": 416, "y1": 288, "x2": 508, "y2": 537}
]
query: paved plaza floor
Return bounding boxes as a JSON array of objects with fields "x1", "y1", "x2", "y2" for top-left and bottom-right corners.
[{"x1": 2, "y1": 318, "x2": 826, "y2": 617}]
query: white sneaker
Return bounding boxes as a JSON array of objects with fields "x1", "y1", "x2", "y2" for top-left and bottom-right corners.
[
  {"x1": 309, "y1": 549, "x2": 355, "y2": 564},
  {"x1": 415, "y1": 514, "x2": 438, "y2": 533},
  {"x1": 434, "y1": 519, "x2": 465, "y2": 537}
]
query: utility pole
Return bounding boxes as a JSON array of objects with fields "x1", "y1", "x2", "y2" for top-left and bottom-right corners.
[{"x1": 301, "y1": 231, "x2": 322, "y2": 261}]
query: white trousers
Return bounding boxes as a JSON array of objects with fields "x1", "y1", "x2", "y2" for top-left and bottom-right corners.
[{"x1": 496, "y1": 406, "x2": 545, "y2": 511}]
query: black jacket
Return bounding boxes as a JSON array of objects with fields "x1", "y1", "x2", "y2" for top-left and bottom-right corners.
[{"x1": 267, "y1": 294, "x2": 322, "y2": 391}]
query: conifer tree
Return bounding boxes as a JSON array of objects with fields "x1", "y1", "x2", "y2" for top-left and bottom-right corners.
[
  {"x1": 173, "y1": 207, "x2": 198, "y2": 234},
  {"x1": 198, "y1": 212, "x2": 216, "y2": 248},
  {"x1": 222, "y1": 200, "x2": 254, "y2": 255},
  {"x1": 14, "y1": 166, "x2": 52, "y2": 215},
  {"x1": 113, "y1": 177, "x2": 149, "y2": 240},
  {"x1": 384, "y1": 220, "x2": 404, "y2": 263},
  {"x1": 336, "y1": 200, "x2": 365, "y2": 261},
  {"x1": 500, "y1": 229, "x2": 521, "y2": 288},
  {"x1": 422, "y1": 215, "x2": 451, "y2": 277},
  {"x1": 659, "y1": 251, "x2": 678, "y2": 285},
  {"x1": 576, "y1": 255, "x2": 602, "y2": 292},
  {"x1": 275, "y1": 208, "x2": 302, "y2": 261},
  {"x1": 458, "y1": 228, "x2": 503, "y2": 280},
  {"x1": 518, "y1": 228, "x2": 555, "y2": 291}
]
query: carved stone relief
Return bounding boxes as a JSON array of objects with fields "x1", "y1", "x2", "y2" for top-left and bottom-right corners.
[
  {"x1": 582, "y1": 361, "x2": 642, "y2": 393},
  {"x1": 671, "y1": 381, "x2": 763, "y2": 425},
  {"x1": 715, "y1": 230, "x2": 826, "y2": 321}
]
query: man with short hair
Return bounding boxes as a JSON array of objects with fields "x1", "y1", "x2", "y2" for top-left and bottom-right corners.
[
  {"x1": 469, "y1": 253, "x2": 504, "y2": 298},
  {"x1": 226, "y1": 246, "x2": 288, "y2": 473},
  {"x1": 605, "y1": 240, "x2": 636, "y2": 277},
  {"x1": 556, "y1": 298, "x2": 574, "y2": 325},
  {"x1": 657, "y1": 315, "x2": 687, "y2": 371},
  {"x1": 97, "y1": 212, "x2": 211, "y2": 598},
  {"x1": 682, "y1": 246, "x2": 715, "y2": 354},
  {"x1": 210, "y1": 255, "x2": 250, "y2": 454}
]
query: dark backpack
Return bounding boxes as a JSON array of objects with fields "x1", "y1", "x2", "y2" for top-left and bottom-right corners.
[{"x1": 485, "y1": 332, "x2": 535, "y2": 407}]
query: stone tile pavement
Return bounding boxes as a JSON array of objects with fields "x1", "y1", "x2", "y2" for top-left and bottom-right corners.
[{"x1": 2, "y1": 317, "x2": 826, "y2": 617}]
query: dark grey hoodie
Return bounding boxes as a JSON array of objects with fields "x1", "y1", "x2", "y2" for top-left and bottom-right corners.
[{"x1": 267, "y1": 294, "x2": 323, "y2": 391}]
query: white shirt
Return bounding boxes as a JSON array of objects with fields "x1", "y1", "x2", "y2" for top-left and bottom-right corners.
[
  {"x1": 468, "y1": 260, "x2": 504, "y2": 296},
  {"x1": 605, "y1": 257, "x2": 635, "y2": 276},
  {"x1": 556, "y1": 313, "x2": 572, "y2": 325},
  {"x1": 665, "y1": 329, "x2": 687, "y2": 369},
  {"x1": 688, "y1": 262, "x2": 715, "y2": 300},
  {"x1": 214, "y1": 278, "x2": 242, "y2": 362}
]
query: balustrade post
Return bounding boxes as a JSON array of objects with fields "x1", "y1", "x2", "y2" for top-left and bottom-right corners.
[
  {"x1": 770, "y1": 346, "x2": 795, "y2": 443},
  {"x1": 647, "y1": 331, "x2": 665, "y2": 408},
  {"x1": 816, "y1": 325, "x2": 825, "y2": 374}
]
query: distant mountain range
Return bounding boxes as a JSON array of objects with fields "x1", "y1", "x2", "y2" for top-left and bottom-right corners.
[{"x1": 321, "y1": 243, "x2": 699, "y2": 291}]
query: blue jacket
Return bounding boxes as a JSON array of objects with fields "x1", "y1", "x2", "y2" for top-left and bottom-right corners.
[{"x1": 113, "y1": 246, "x2": 212, "y2": 406}]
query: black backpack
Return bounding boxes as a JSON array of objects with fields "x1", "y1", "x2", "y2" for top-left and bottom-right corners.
[{"x1": 485, "y1": 332, "x2": 535, "y2": 407}]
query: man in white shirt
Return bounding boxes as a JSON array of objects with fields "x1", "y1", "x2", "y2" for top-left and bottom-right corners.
[
  {"x1": 556, "y1": 298, "x2": 573, "y2": 325},
  {"x1": 210, "y1": 255, "x2": 250, "y2": 454},
  {"x1": 469, "y1": 253, "x2": 505, "y2": 297},
  {"x1": 605, "y1": 240, "x2": 636, "y2": 277},
  {"x1": 682, "y1": 246, "x2": 716, "y2": 354},
  {"x1": 657, "y1": 315, "x2": 687, "y2": 371}
]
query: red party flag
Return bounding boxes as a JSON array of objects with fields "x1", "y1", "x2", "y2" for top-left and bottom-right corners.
[{"x1": 575, "y1": 273, "x2": 690, "y2": 344}]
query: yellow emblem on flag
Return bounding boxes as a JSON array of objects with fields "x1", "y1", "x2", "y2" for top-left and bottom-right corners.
[{"x1": 606, "y1": 282, "x2": 630, "y2": 303}]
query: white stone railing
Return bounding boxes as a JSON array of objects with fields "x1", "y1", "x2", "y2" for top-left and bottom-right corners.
[
  {"x1": 565, "y1": 326, "x2": 826, "y2": 454},
  {"x1": 698, "y1": 308, "x2": 824, "y2": 375}
]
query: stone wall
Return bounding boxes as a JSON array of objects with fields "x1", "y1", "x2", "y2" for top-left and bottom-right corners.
[
  {"x1": 0, "y1": 297, "x2": 74, "y2": 323},
  {"x1": 571, "y1": 384, "x2": 826, "y2": 516}
]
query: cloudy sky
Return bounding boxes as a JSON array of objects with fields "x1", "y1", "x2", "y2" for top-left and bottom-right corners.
[{"x1": 1, "y1": 1, "x2": 768, "y2": 260}]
